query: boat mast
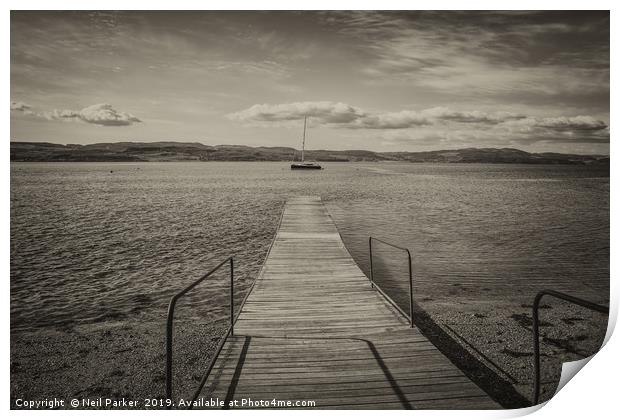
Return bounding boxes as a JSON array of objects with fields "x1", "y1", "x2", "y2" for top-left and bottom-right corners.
[{"x1": 301, "y1": 115, "x2": 307, "y2": 162}]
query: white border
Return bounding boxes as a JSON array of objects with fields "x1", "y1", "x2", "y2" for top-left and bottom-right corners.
[{"x1": 3, "y1": 2, "x2": 616, "y2": 419}]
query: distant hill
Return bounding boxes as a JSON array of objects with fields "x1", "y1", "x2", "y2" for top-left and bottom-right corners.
[{"x1": 10, "y1": 141, "x2": 609, "y2": 165}]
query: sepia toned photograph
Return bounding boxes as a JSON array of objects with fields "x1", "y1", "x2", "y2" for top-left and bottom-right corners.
[{"x1": 10, "y1": 9, "x2": 610, "y2": 410}]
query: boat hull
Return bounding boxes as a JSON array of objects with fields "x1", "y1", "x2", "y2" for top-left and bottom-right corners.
[{"x1": 291, "y1": 163, "x2": 322, "y2": 170}]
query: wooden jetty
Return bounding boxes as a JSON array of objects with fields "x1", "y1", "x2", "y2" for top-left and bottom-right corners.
[{"x1": 202, "y1": 196, "x2": 500, "y2": 409}]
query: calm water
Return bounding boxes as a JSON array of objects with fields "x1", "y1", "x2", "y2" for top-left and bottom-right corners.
[{"x1": 10, "y1": 162, "x2": 609, "y2": 332}]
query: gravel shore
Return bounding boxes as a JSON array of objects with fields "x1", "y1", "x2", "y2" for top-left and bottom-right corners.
[{"x1": 10, "y1": 314, "x2": 231, "y2": 409}]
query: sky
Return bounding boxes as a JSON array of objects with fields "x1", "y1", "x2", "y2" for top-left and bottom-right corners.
[{"x1": 10, "y1": 11, "x2": 610, "y2": 154}]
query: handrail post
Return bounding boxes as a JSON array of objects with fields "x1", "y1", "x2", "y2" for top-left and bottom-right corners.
[
  {"x1": 369, "y1": 237, "x2": 374, "y2": 288},
  {"x1": 368, "y1": 236, "x2": 415, "y2": 327},
  {"x1": 230, "y1": 257, "x2": 234, "y2": 337},
  {"x1": 165, "y1": 297, "x2": 177, "y2": 403},
  {"x1": 164, "y1": 256, "x2": 237, "y2": 408},
  {"x1": 531, "y1": 289, "x2": 609, "y2": 405},
  {"x1": 407, "y1": 250, "x2": 414, "y2": 328},
  {"x1": 532, "y1": 292, "x2": 542, "y2": 405}
]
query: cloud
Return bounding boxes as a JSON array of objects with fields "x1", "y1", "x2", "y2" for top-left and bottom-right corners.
[
  {"x1": 324, "y1": 11, "x2": 609, "y2": 102},
  {"x1": 501, "y1": 116, "x2": 609, "y2": 144},
  {"x1": 229, "y1": 101, "x2": 435, "y2": 128},
  {"x1": 376, "y1": 120, "x2": 610, "y2": 149},
  {"x1": 228, "y1": 101, "x2": 366, "y2": 124},
  {"x1": 352, "y1": 107, "x2": 526, "y2": 128},
  {"x1": 354, "y1": 110, "x2": 431, "y2": 129},
  {"x1": 204, "y1": 60, "x2": 291, "y2": 78},
  {"x1": 531, "y1": 116, "x2": 608, "y2": 132},
  {"x1": 421, "y1": 107, "x2": 526, "y2": 124},
  {"x1": 11, "y1": 101, "x2": 141, "y2": 126},
  {"x1": 230, "y1": 101, "x2": 610, "y2": 146},
  {"x1": 44, "y1": 104, "x2": 141, "y2": 126},
  {"x1": 11, "y1": 101, "x2": 33, "y2": 112},
  {"x1": 230, "y1": 102, "x2": 530, "y2": 129}
]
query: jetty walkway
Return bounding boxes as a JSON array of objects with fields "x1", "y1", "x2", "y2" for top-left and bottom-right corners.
[{"x1": 201, "y1": 196, "x2": 499, "y2": 409}]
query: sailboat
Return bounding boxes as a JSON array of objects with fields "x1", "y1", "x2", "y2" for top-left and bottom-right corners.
[{"x1": 291, "y1": 116, "x2": 322, "y2": 170}]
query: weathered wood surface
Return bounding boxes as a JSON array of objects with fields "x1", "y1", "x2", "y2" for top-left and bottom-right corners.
[{"x1": 201, "y1": 196, "x2": 500, "y2": 409}]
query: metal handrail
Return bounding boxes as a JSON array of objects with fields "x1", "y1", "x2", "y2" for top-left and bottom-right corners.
[
  {"x1": 368, "y1": 237, "x2": 414, "y2": 328},
  {"x1": 166, "y1": 256, "x2": 234, "y2": 406},
  {"x1": 532, "y1": 289, "x2": 609, "y2": 405}
]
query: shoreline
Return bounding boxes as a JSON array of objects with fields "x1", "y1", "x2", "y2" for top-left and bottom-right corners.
[
  {"x1": 10, "y1": 160, "x2": 610, "y2": 166},
  {"x1": 10, "y1": 142, "x2": 609, "y2": 166}
]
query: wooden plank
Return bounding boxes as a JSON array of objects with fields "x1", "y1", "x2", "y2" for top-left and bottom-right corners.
[{"x1": 198, "y1": 196, "x2": 500, "y2": 410}]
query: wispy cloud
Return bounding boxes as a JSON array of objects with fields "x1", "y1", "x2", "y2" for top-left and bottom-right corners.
[
  {"x1": 421, "y1": 107, "x2": 526, "y2": 124},
  {"x1": 10, "y1": 11, "x2": 609, "y2": 153},
  {"x1": 228, "y1": 101, "x2": 365, "y2": 124},
  {"x1": 502, "y1": 116, "x2": 610, "y2": 143},
  {"x1": 11, "y1": 101, "x2": 33, "y2": 113},
  {"x1": 11, "y1": 102, "x2": 141, "y2": 126},
  {"x1": 324, "y1": 11, "x2": 609, "y2": 100},
  {"x1": 44, "y1": 104, "x2": 142, "y2": 126},
  {"x1": 231, "y1": 102, "x2": 529, "y2": 129},
  {"x1": 230, "y1": 101, "x2": 609, "y2": 145},
  {"x1": 528, "y1": 116, "x2": 608, "y2": 132}
]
